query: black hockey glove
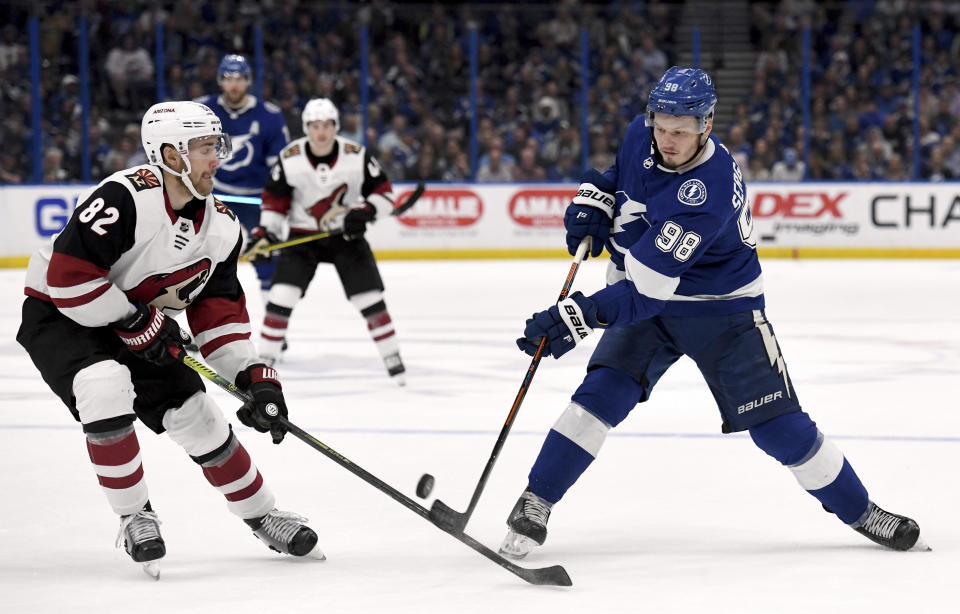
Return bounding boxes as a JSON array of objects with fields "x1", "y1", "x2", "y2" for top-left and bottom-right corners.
[
  {"x1": 516, "y1": 291, "x2": 602, "y2": 359},
  {"x1": 235, "y1": 364, "x2": 288, "y2": 444},
  {"x1": 343, "y1": 204, "x2": 376, "y2": 239},
  {"x1": 113, "y1": 304, "x2": 190, "y2": 367},
  {"x1": 244, "y1": 226, "x2": 280, "y2": 263},
  {"x1": 564, "y1": 169, "x2": 615, "y2": 258}
]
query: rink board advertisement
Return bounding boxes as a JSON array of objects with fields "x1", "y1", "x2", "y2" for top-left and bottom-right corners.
[{"x1": 2, "y1": 182, "x2": 959, "y2": 265}]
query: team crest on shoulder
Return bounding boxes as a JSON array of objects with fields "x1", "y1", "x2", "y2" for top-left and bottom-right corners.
[
  {"x1": 213, "y1": 199, "x2": 237, "y2": 221},
  {"x1": 283, "y1": 143, "x2": 301, "y2": 158},
  {"x1": 677, "y1": 179, "x2": 707, "y2": 206},
  {"x1": 343, "y1": 143, "x2": 362, "y2": 154},
  {"x1": 125, "y1": 168, "x2": 161, "y2": 191},
  {"x1": 643, "y1": 157, "x2": 654, "y2": 169}
]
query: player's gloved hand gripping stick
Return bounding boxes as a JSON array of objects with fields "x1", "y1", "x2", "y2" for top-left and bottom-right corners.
[
  {"x1": 426, "y1": 237, "x2": 592, "y2": 535},
  {"x1": 238, "y1": 181, "x2": 426, "y2": 262},
  {"x1": 166, "y1": 345, "x2": 572, "y2": 587}
]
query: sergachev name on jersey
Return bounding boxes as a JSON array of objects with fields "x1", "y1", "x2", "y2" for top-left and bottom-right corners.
[{"x1": 737, "y1": 390, "x2": 783, "y2": 414}]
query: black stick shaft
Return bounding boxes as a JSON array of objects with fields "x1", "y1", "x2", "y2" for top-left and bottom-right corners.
[
  {"x1": 440, "y1": 238, "x2": 591, "y2": 528},
  {"x1": 172, "y1": 347, "x2": 571, "y2": 586}
]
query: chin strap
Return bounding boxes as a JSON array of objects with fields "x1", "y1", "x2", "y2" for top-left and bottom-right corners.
[{"x1": 158, "y1": 153, "x2": 205, "y2": 199}]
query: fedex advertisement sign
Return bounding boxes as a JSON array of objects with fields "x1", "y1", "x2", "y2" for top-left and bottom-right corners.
[
  {"x1": 749, "y1": 187, "x2": 859, "y2": 241},
  {"x1": 752, "y1": 192, "x2": 847, "y2": 218}
]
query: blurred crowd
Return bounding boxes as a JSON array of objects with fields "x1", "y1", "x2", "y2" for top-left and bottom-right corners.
[
  {"x1": 1, "y1": 0, "x2": 958, "y2": 185},
  {"x1": 735, "y1": 0, "x2": 960, "y2": 181}
]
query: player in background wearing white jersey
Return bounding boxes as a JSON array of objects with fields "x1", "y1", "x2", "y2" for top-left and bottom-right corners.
[
  {"x1": 499, "y1": 67, "x2": 923, "y2": 559},
  {"x1": 246, "y1": 98, "x2": 407, "y2": 383},
  {"x1": 17, "y1": 102, "x2": 320, "y2": 578},
  {"x1": 196, "y1": 54, "x2": 290, "y2": 301}
]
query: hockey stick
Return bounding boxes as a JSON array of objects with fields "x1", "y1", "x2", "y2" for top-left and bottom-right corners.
[
  {"x1": 239, "y1": 181, "x2": 426, "y2": 262},
  {"x1": 168, "y1": 347, "x2": 572, "y2": 587},
  {"x1": 428, "y1": 237, "x2": 592, "y2": 535}
]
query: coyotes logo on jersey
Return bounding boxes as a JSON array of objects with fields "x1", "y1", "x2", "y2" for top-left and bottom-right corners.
[
  {"x1": 309, "y1": 183, "x2": 348, "y2": 225},
  {"x1": 213, "y1": 198, "x2": 237, "y2": 221},
  {"x1": 126, "y1": 258, "x2": 213, "y2": 310},
  {"x1": 124, "y1": 168, "x2": 161, "y2": 192}
]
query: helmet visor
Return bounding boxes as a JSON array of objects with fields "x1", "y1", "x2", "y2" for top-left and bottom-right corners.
[{"x1": 188, "y1": 134, "x2": 232, "y2": 161}]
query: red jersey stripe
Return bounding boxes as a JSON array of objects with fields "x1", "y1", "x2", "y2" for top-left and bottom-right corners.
[
  {"x1": 47, "y1": 252, "x2": 109, "y2": 287},
  {"x1": 51, "y1": 281, "x2": 113, "y2": 308},
  {"x1": 86, "y1": 430, "x2": 141, "y2": 466},
  {"x1": 201, "y1": 443, "x2": 253, "y2": 488},
  {"x1": 224, "y1": 471, "x2": 264, "y2": 502},
  {"x1": 97, "y1": 464, "x2": 145, "y2": 490}
]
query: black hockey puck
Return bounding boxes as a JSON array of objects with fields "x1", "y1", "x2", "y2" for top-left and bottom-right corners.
[{"x1": 416, "y1": 473, "x2": 435, "y2": 499}]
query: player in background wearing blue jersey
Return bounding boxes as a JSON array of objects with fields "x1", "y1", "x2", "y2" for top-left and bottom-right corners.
[
  {"x1": 196, "y1": 54, "x2": 290, "y2": 300},
  {"x1": 499, "y1": 67, "x2": 924, "y2": 559}
]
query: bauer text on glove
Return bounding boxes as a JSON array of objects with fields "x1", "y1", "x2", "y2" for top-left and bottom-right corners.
[{"x1": 516, "y1": 291, "x2": 604, "y2": 359}]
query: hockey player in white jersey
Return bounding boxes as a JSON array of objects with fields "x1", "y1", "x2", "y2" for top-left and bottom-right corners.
[
  {"x1": 17, "y1": 101, "x2": 320, "y2": 578},
  {"x1": 499, "y1": 67, "x2": 924, "y2": 560},
  {"x1": 246, "y1": 98, "x2": 407, "y2": 383}
]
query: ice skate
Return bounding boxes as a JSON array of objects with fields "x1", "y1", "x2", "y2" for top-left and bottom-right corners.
[
  {"x1": 245, "y1": 508, "x2": 324, "y2": 559},
  {"x1": 499, "y1": 488, "x2": 552, "y2": 560},
  {"x1": 853, "y1": 502, "x2": 929, "y2": 551},
  {"x1": 116, "y1": 502, "x2": 165, "y2": 580},
  {"x1": 383, "y1": 352, "x2": 406, "y2": 386}
]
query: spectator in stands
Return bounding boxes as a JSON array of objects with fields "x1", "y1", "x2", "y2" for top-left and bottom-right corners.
[
  {"x1": 541, "y1": 120, "x2": 580, "y2": 167},
  {"x1": 771, "y1": 147, "x2": 805, "y2": 181},
  {"x1": 42, "y1": 147, "x2": 68, "y2": 184},
  {"x1": 514, "y1": 146, "x2": 547, "y2": 182},
  {"x1": 547, "y1": 148, "x2": 580, "y2": 183},
  {"x1": 0, "y1": 152, "x2": 24, "y2": 184},
  {"x1": 744, "y1": 155, "x2": 771, "y2": 182},
  {"x1": 923, "y1": 145, "x2": 955, "y2": 181},
  {"x1": 442, "y1": 151, "x2": 471, "y2": 182},
  {"x1": 0, "y1": 24, "x2": 24, "y2": 71},
  {"x1": 104, "y1": 34, "x2": 154, "y2": 111},
  {"x1": 477, "y1": 145, "x2": 514, "y2": 182}
]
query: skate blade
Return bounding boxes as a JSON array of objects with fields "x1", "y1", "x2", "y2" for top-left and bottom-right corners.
[
  {"x1": 391, "y1": 374, "x2": 406, "y2": 387},
  {"x1": 498, "y1": 530, "x2": 536, "y2": 560},
  {"x1": 308, "y1": 546, "x2": 327, "y2": 561},
  {"x1": 912, "y1": 536, "x2": 933, "y2": 552},
  {"x1": 141, "y1": 561, "x2": 161, "y2": 580}
]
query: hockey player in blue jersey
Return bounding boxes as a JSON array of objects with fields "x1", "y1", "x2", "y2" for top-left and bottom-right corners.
[
  {"x1": 196, "y1": 54, "x2": 290, "y2": 298},
  {"x1": 499, "y1": 67, "x2": 924, "y2": 559}
]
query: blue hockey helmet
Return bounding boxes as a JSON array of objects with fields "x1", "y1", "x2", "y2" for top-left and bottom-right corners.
[
  {"x1": 646, "y1": 66, "x2": 717, "y2": 133},
  {"x1": 218, "y1": 54, "x2": 251, "y2": 83}
]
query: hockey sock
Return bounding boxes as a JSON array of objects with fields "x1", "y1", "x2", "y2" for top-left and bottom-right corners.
[
  {"x1": 260, "y1": 302, "x2": 293, "y2": 360},
  {"x1": 193, "y1": 431, "x2": 275, "y2": 519},
  {"x1": 528, "y1": 402, "x2": 611, "y2": 504},
  {"x1": 360, "y1": 301, "x2": 400, "y2": 359},
  {"x1": 84, "y1": 420, "x2": 149, "y2": 516},
  {"x1": 750, "y1": 411, "x2": 868, "y2": 524}
]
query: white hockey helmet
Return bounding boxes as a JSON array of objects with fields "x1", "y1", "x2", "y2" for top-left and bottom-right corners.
[
  {"x1": 302, "y1": 98, "x2": 339, "y2": 134},
  {"x1": 141, "y1": 101, "x2": 232, "y2": 199}
]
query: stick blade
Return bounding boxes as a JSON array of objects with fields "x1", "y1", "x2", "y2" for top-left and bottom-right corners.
[
  {"x1": 429, "y1": 499, "x2": 468, "y2": 534},
  {"x1": 519, "y1": 564, "x2": 573, "y2": 587}
]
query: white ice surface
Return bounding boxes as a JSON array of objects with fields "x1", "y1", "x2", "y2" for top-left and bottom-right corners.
[{"x1": 1, "y1": 258, "x2": 958, "y2": 613}]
